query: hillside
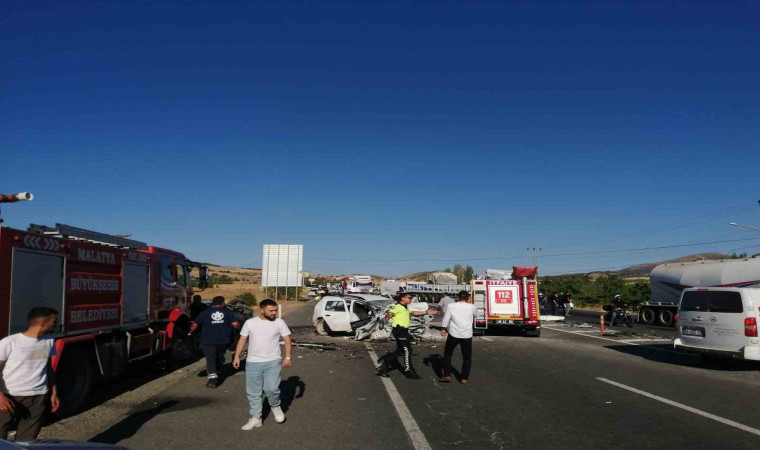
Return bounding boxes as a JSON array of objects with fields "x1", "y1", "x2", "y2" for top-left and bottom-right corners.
[{"x1": 617, "y1": 253, "x2": 730, "y2": 276}]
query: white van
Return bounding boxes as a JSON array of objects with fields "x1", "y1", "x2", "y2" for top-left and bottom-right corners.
[{"x1": 674, "y1": 287, "x2": 760, "y2": 361}]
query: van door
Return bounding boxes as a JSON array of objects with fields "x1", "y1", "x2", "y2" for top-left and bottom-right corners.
[
  {"x1": 678, "y1": 290, "x2": 709, "y2": 347},
  {"x1": 703, "y1": 290, "x2": 746, "y2": 352}
]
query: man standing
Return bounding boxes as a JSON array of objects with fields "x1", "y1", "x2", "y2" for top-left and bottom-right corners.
[
  {"x1": 189, "y1": 295, "x2": 208, "y2": 321},
  {"x1": 0, "y1": 307, "x2": 60, "y2": 440},
  {"x1": 440, "y1": 291, "x2": 478, "y2": 384},
  {"x1": 437, "y1": 295, "x2": 455, "y2": 316},
  {"x1": 375, "y1": 292, "x2": 435, "y2": 380},
  {"x1": 190, "y1": 296, "x2": 241, "y2": 388},
  {"x1": 233, "y1": 299, "x2": 292, "y2": 430}
]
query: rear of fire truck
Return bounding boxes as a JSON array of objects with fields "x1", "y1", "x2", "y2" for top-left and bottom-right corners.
[{"x1": 472, "y1": 267, "x2": 541, "y2": 337}]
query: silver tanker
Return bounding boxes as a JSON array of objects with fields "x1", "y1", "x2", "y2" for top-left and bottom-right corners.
[{"x1": 643, "y1": 256, "x2": 760, "y2": 326}]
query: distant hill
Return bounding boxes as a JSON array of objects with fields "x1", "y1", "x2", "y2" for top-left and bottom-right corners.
[{"x1": 617, "y1": 253, "x2": 730, "y2": 276}]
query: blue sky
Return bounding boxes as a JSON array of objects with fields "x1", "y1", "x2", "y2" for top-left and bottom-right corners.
[{"x1": 2, "y1": 1, "x2": 759, "y2": 277}]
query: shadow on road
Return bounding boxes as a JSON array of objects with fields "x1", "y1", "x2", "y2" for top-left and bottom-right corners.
[
  {"x1": 261, "y1": 376, "x2": 306, "y2": 420},
  {"x1": 88, "y1": 400, "x2": 178, "y2": 444},
  {"x1": 605, "y1": 344, "x2": 760, "y2": 372},
  {"x1": 423, "y1": 354, "x2": 463, "y2": 381}
]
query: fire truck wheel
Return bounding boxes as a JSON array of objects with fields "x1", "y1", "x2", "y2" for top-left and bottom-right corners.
[
  {"x1": 57, "y1": 356, "x2": 93, "y2": 415},
  {"x1": 315, "y1": 319, "x2": 330, "y2": 336},
  {"x1": 522, "y1": 327, "x2": 541, "y2": 337}
]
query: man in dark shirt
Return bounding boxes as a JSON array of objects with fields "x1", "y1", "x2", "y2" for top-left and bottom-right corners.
[
  {"x1": 189, "y1": 295, "x2": 208, "y2": 321},
  {"x1": 190, "y1": 296, "x2": 241, "y2": 388}
]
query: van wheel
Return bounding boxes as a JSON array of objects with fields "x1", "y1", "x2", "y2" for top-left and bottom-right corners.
[
  {"x1": 56, "y1": 356, "x2": 93, "y2": 415},
  {"x1": 658, "y1": 309, "x2": 674, "y2": 327},
  {"x1": 640, "y1": 308, "x2": 656, "y2": 325},
  {"x1": 316, "y1": 319, "x2": 331, "y2": 336}
]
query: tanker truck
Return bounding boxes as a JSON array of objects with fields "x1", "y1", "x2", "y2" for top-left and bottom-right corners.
[{"x1": 643, "y1": 257, "x2": 760, "y2": 326}]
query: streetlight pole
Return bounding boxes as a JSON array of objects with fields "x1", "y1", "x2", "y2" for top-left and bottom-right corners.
[{"x1": 730, "y1": 222, "x2": 760, "y2": 233}]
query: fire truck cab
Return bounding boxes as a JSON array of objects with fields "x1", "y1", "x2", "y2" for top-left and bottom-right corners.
[{"x1": 0, "y1": 223, "x2": 208, "y2": 412}]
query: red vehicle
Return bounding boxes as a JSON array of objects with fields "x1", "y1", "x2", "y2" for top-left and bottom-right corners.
[
  {"x1": 0, "y1": 222, "x2": 208, "y2": 412},
  {"x1": 472, "y1": 266, "x2": 541, "y2": 337}
]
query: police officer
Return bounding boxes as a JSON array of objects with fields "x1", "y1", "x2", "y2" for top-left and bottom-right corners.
[{"x1": 375, "y1": 292, "x2": 434, "y2": 380}]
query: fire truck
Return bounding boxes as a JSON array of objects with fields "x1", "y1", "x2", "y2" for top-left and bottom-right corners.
[
  {"x1": 0, "y1": 220, "x2": 209, "y2": 412},
  {"x1": 472, "y1": 266, "x2": 541, "y2": 337}
]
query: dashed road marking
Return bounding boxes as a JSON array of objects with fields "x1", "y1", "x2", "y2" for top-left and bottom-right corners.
[
  {"x1": 480, "y1": 337, "x2": 494, "y2": 342},
  {"x1": 597, "y1": 377, "x2": 760, "y2": 437},
  {"x1": 364, "y1": 343, "x2": 432, "y2": 450}
]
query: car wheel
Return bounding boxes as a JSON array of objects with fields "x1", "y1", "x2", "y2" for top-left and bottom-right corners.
[{"x1": 316, "y1": 318, "x2": 331, "y2": 336}]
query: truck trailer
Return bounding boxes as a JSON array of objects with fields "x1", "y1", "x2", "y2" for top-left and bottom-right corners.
[{"x1": 643, "y1": 257, "x2": 760, "y2": 326}]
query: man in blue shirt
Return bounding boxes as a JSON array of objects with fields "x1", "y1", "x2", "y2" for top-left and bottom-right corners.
[{"x1": 190, "y1": 296, "x2": 241, "y2": 388}]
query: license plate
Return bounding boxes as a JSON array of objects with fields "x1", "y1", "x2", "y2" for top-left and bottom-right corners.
[
  {"x1": 682, "y1": 326, "x2": 705, "y2": 337},
  {"x1": 496, "y1": 320, "x2": 513, "y2": 325}
]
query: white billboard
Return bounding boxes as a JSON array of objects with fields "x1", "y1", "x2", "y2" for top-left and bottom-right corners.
[{"x1": 261, "y1": 244, "x2": 303, "y2": 287}]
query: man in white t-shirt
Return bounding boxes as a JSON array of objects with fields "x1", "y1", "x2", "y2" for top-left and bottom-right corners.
[
  {"x1": 437, "y1": 295, "x2": 455, "y2": 316},
  {"x1": 439, "y1": 291, "x2": 478, "y2": 385},
  {"x1": 233, "y1": 299, "x2": 292, "y2": 431},
  {"x1": 0, "y1": 307, "x2": 60, "y2": 440}
]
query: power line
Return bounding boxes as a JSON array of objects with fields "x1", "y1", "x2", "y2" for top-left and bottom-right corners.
[{"x1": 310, "y1": 236, "x2": 760, "y2": 262}]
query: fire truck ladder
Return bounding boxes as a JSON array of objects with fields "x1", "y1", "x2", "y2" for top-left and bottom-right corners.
[{"x1": 28, "y1": 223, "x2": 148, "y2": 250}]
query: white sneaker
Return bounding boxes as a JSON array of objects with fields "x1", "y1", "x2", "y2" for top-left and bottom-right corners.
[
  {"x1": 241, "y1": 417, "x2": 262, "y2": 430},
  {"x1": 271, "y1": 406, "x2": 286, "y2": 423}
]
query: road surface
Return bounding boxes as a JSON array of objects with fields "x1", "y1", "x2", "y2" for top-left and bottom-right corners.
[{"x1": 87, "y1": 303, "x2": 760, "y2": 449}]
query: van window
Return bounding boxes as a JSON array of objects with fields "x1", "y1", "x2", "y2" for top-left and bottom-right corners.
[
  {"x1": 680, "y1": 291, "x2": 744, "y2": 313},
  {"x1": 681, "y1": 291, "x2": 709, "y2": 312},
  {"x1": 709, "y1": 291, "x2": 743, "y2": 313}
]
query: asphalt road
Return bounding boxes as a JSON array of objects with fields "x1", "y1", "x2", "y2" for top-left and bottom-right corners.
[{"x1": 90, "y1": 304, "x2": 760, "y2": 449}]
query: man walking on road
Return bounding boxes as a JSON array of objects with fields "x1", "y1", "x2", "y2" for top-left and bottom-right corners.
[
  {"x1": 233, "y1": 299, "x2": 293, "y2": 430},
  {"x1": 0, "y1": 307, "x2": 60, "y2": 440},
  {"x1": 440, "y1": 291, "x2": 478, "y2": 384},
  {"x1": 375, "y1": 292, "x2": 435, "y2": 380},
  {"x1": 190, "y1": 296, "x2": 241, "y2": 388}
]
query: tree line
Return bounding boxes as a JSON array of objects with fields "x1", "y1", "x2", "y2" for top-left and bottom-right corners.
[{"x1": 538, "y1": 273, "x2": 650, "y2": 307}]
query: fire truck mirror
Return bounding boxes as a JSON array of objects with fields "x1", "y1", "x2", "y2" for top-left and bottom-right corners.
[{"x1": 198, "y1": 266, "x2": 209, "y2": 289}]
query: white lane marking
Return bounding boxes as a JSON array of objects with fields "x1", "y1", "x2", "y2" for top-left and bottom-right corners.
[
  {"x1": 543, "y1": 325, "x2": 680, "y2": 354},
  {"x1": 480, "y1": 337, "x2": 494, "y2": 342},
  {"x1": 364, "y1": 343, "x2": 432, "y2": 450},
  {"x1": 597, "y1": 377, "x2": 760, "y2": 437}
]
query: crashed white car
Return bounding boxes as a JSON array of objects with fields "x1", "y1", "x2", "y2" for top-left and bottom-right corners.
[
  {"x1": 312, "y1": 294, "x2": 426, "y2": 336},
  {"x1": 312, "y1": 295, "x2": 381, "y2": 335}
]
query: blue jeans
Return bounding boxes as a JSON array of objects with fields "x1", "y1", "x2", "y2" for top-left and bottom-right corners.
[
  {"x1": 245, "y1": 360, "x2": 282, "y2": 419},
  {"x1": 609, "y1": 311, "x2": 618, "y2": 326}
]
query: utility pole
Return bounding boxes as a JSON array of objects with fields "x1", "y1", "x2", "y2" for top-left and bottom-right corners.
[{"x1": 527, "y1": 247, "x2": 542, "y2": 266}]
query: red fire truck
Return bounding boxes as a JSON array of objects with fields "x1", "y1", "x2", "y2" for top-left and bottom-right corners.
[
  {"x1": 0, "y1": 222, "x2": 208, "y2": 412},
  {"x1": 472, "y1": 266, "x2": 541, "y2": 337}
]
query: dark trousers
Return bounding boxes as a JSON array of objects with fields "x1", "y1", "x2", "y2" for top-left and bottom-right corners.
[
  {"x1": 384, "y1": 326, "x2": 414, "y2": 373},
  {"x1": 443, "y1": 335, "x2": 473, "y2": 380},
  {"x1": 202, "y1": 344, "x2": 228, "y2": 379},
  {"x1": 0, "y1": 394, "x2": 47, "y2": 440}
]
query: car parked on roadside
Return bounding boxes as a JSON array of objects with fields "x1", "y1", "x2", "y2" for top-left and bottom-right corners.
[{"x1": 674, "y1": 287, "x2": 760, "y2": 362}]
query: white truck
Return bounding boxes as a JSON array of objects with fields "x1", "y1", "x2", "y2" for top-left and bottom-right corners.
[
  {"x1": 346, "y1": 275, "x2": 374, "y2": 293},
  {"x1": 644, "y1": 257, "x2": 760, "y2": 326}
]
